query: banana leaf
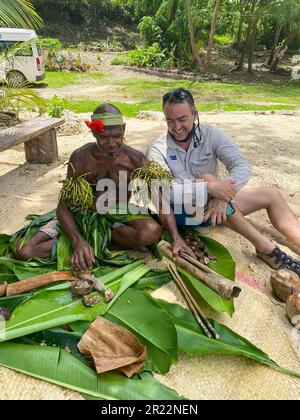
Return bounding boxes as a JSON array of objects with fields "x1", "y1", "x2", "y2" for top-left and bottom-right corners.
[
  {"x1": 13, "y1": 327, "x2": 91, "y2": 367},
  {"x1": 0, "y1": 342, "x2": 182, "y2": 400},
  {"x1": 105, "y1": 265, "x2": 151, "y2": 311},
  {"x1": 183, "y1": 229, "x2": 236, "y2": 281},
  {"x1": 71, "y1": 288, "x2": 178, "y2": 375},
  {"x1": 57, "y1": 230, "x2": 73, "y2": 271},
  {"x1": 156, "y1": 299, "x2": 300, "y2": 379},
  {"x1": 0, "y1": 257, "x2": 57, "y2": 281},
  {"x1": 135, "y1": 270, "x2": 172, "y2": 290},
  {"x1": 0, "y1": 293, "x2": 33, "y2": 312},
  {"x1": 0, "y1": 234, "x2": 10, "y2": 257},
  {"x1": 105, "y1": 288, "x2": 178, "y2": 374},
  {"x1": 0, "y1": 262, "x2": 149, "y2": 343},
  {"x1": 178, "y1": 267, "x2": 235, "y2": 317}
]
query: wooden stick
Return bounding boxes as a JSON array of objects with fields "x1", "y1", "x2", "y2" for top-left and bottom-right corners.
[
  {"x1": 158, "y1": 240, "x2": 241, "y2": 300},
  {"x1": 5, "y1": 272, "x2": 78, "y2": 296},
  {"x1": 167, "y1": 262, "x2": 219, "y2": 340}
]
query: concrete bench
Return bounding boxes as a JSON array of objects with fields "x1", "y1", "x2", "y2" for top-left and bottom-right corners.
[{"x1": 0, "y1": 116, "x2": 65, "y2": 164}]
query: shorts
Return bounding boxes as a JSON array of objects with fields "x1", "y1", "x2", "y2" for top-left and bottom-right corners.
[
  {"x1": 173, "y1": 202, "x2": 236, "y2": 228},
  {"x1": 39, "y1": 217, "x2": 126, "y2": 239}
]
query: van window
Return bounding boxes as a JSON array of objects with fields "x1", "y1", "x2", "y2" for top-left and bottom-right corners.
[
  {"x1": 36, "y1": 44, "x2": 42, "y2": 56},
  {"x1": 0, "y1": 41, "x2": 33, "y2": 56}
]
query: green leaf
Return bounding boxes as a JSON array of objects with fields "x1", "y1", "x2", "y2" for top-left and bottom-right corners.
[
  {"x1": 105, "y1": 264, "x2": 151, "y2": 311},
  {"x1": 0, "y1": 261, "x2": 149, "y2": 343},
  {"x1": 0, "y1": 343, "x2": 182, "y2": 400},
  {"x1": 57, "y1": 230, "x2": 73, "y2": 271},
  {"x1": 71, "y1": 289, "x2": 179, "y2": 374},
  {"x1": 0, "y1": 293, "x2": 33, "y2": 312},
  {"x1": 135, "y1": 270, "x2": 172, "y2": 290},
  {"x1": 156, "y1": 300, "x2": 300, "y2": 379},
  {"x1": 0, "y1": 1, "x2": 43, "y2": 29},
  {"x1": 14, "y1": 327, "x2": 91, "y2": 367},
  {"x1": 105, "y1": 288, "x2": 178, "y2": 374},
  {"x1": 0, "y1": 234, "x2": 10, "y2": 256},
  {"x1": 0, "y1": 289, "x2": 107, "y2": 343},
  {"x1": 183, "y1": 229, "x2": 236, "y2": 281},
  {"x1": 178, "y1": 267, "x2": 235, "y2": 317},
  {"x1": 0, "y1": 257, "x2": 57, "y2": 281}
]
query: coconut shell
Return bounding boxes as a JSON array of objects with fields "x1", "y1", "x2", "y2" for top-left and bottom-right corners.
[
  {"x1": 270, "y1": 269, "x2": 300, "y2": 302},
  {"x1": 286, "y1": 293, "x2": 300, "y2": 327}
]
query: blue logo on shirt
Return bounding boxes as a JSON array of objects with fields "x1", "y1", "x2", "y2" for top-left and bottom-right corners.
[{"x1": 169, "y1": 155, "x2": 177, "y2": 161}]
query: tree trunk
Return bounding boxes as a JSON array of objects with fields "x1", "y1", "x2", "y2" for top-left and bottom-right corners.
[
  {"x1": 186, "y1": 0, "x2": 203, "y2": 70},
  {"x1": 237, "y1": 0, "x2": 256, "y2": 71},
  {"x1": 247, "y1": 15, "x2": 258, "y2": 73},
  {"x1": 236, "y1": 1, "x2": 245, "y2": 49},
  {"x1": 270, "y1": 29, "x2": 299, "y2": 71},
  {"x1": 267, "y1": 24, "x2": 283, "y2": 66},
  {"x1": 203, "y1": 0, "x2": 222, "y2": 73}
]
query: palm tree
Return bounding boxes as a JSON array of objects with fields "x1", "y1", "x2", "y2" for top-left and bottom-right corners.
[{"x1": 0, "y1": 0, "x2": 43, "y2": 29}]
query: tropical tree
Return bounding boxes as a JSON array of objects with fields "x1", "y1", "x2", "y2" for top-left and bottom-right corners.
[{"x1": 0, "y1": 0, "x2": 43, "y2": 29}]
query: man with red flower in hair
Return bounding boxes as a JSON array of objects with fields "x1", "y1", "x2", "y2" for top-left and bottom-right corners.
[{"x1": 16, "y1": 103, "x2": 193, "y2": 270}]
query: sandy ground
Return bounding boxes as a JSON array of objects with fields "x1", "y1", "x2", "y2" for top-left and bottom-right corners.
[{"x1": 0, "y1": 110, "x2": 300, "y2": 364}]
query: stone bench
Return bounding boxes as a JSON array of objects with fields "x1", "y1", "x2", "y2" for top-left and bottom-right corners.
[{"x1": 0, "y1": 116, "x2": 65, "y2": 164}]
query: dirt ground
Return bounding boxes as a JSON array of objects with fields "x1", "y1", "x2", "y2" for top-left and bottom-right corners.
[{"x1": 0, "y1": 110, "x2": 300, "y2": 363}]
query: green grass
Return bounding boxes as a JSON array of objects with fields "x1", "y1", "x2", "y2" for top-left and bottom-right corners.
[
  {"x1": 38, "y1": 71, "x2": 109, "y2": 88},
  {"x1": 114, "y1": 78, "x2": 300, "y2": 106},
  {"x1": 37, "y1": 71, "x2": 300, "y2": 113},
  {"x1": 64, "y1": 99, "x2": 297, "y2": 117}
]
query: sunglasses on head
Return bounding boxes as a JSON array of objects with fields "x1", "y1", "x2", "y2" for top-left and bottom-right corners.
[{"x1": 163, "y1": 90, "x2": 189, "y2": 106}]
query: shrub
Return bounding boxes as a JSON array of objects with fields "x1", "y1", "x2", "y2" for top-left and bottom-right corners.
[
  {"x1": 138, "y1": 16, "x2": 162, "y2": 47},
  {"x1": 47, "y1": 95, "x2": 66, "y2": 118},
  {"x1": 125, "y1": 44, "x2": 169, "y2": 68}
]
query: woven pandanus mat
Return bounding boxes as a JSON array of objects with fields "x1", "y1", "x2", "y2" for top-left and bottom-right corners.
[{"x1": 0, "y1": 223, "x2": 300, "y2": 399}]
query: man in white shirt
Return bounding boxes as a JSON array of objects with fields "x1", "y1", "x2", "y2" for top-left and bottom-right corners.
[{"x1": 147, "y1": 88, "x2": 300, "y2": 275}]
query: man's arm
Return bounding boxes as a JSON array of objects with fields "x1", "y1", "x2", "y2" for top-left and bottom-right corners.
[
  {"x1": 135, "y1": 153, "x2": 195, "y2": 258},
  {"x1": 57, "y1": 153, "x2": 95, "y2": 270},
  {"x1": 211, "y1": 126, "x2": 252, "y2": 191}
]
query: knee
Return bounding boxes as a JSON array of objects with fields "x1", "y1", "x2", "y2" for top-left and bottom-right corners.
[
  {"x1": 263, "y1": 187, "x2": 283, "y2": 205},
  {"x1": 138, "y1": 221, "x2": 161, "y2": 246},
  {"x1": 15, "y1": 243, "x2": 34, "y2": 261}
]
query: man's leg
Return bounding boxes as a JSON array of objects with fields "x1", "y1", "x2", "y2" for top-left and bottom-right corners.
[
  {"x1": 15, "y1": 232, "x2": 54, "y2": 260},
  {"x1": 235, "y1": 187, "x2": 300, "y2": 251},
  {"x1": 224, "y1": 206, "x2": 275, "y2": 254},
  {"x1": 111, "y1": 219, "x2": 161, "y2": 249}
]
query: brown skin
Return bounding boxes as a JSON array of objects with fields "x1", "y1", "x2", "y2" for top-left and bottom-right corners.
[{"x1": 16, "y1": 124, "x2": 194, "y2": 270}]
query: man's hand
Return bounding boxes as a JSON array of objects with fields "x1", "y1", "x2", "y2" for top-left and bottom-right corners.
[
  {"x1": 71, "y1": 239, "x2": 95, "y2": 271},
  {"x1": 172, "y1": 236, "x2": 196, "y2": 260},
  {"x1": 207, "y1": 179, "x2": 237, "y2": 202},
  {"x1": 204, "y1": 198, "x2": 228, "y2": 227}
]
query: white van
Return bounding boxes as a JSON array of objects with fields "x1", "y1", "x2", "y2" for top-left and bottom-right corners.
[{"x1": 0, "y1": 28, "x2": 45, "y2": 84}]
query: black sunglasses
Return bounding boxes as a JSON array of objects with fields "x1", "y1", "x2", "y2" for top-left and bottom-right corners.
[{"x1": 163, "y1": 90, "x2": 189, "y2": 106}]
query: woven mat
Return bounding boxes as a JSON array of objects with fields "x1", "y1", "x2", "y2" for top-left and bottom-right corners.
[{"x1": 0, "y1": 218, "x2": 300, "y2": 399}]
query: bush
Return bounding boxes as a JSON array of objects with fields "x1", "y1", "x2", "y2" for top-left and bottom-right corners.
[
  {"x1": 138, "y1": 16, "x2": 162, "y2": 47},
  {"x1": 47, "y1": 95, "x2": 66, "y2": 118},
  {"x1": 39, "y1": 37, "x2": 62, "y2": 52},
  {"x1": 125, "y1": 44, "x2": 170, "y2": 68}
]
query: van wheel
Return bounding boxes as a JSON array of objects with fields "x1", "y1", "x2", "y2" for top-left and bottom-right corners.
[{"x1": 6, "y1": 71, "x2": 27, "y2": 86}]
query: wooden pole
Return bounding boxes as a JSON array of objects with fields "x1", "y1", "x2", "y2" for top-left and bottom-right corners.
[
  {"x1": 158, "y1": 240, "x2": 241, "y2": 300},
  {"x1": 5, "y1": 272, "x2": 77, "y2": 296}
]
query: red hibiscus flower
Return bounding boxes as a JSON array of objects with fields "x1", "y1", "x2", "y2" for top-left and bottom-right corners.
[{"x1": 85, "y1": 120, "x2": 105, "y2": 133}]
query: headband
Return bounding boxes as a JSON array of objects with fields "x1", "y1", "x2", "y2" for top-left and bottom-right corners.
[{"x1": 85, "y1": 112, "x2": 124, "y2": 133}]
